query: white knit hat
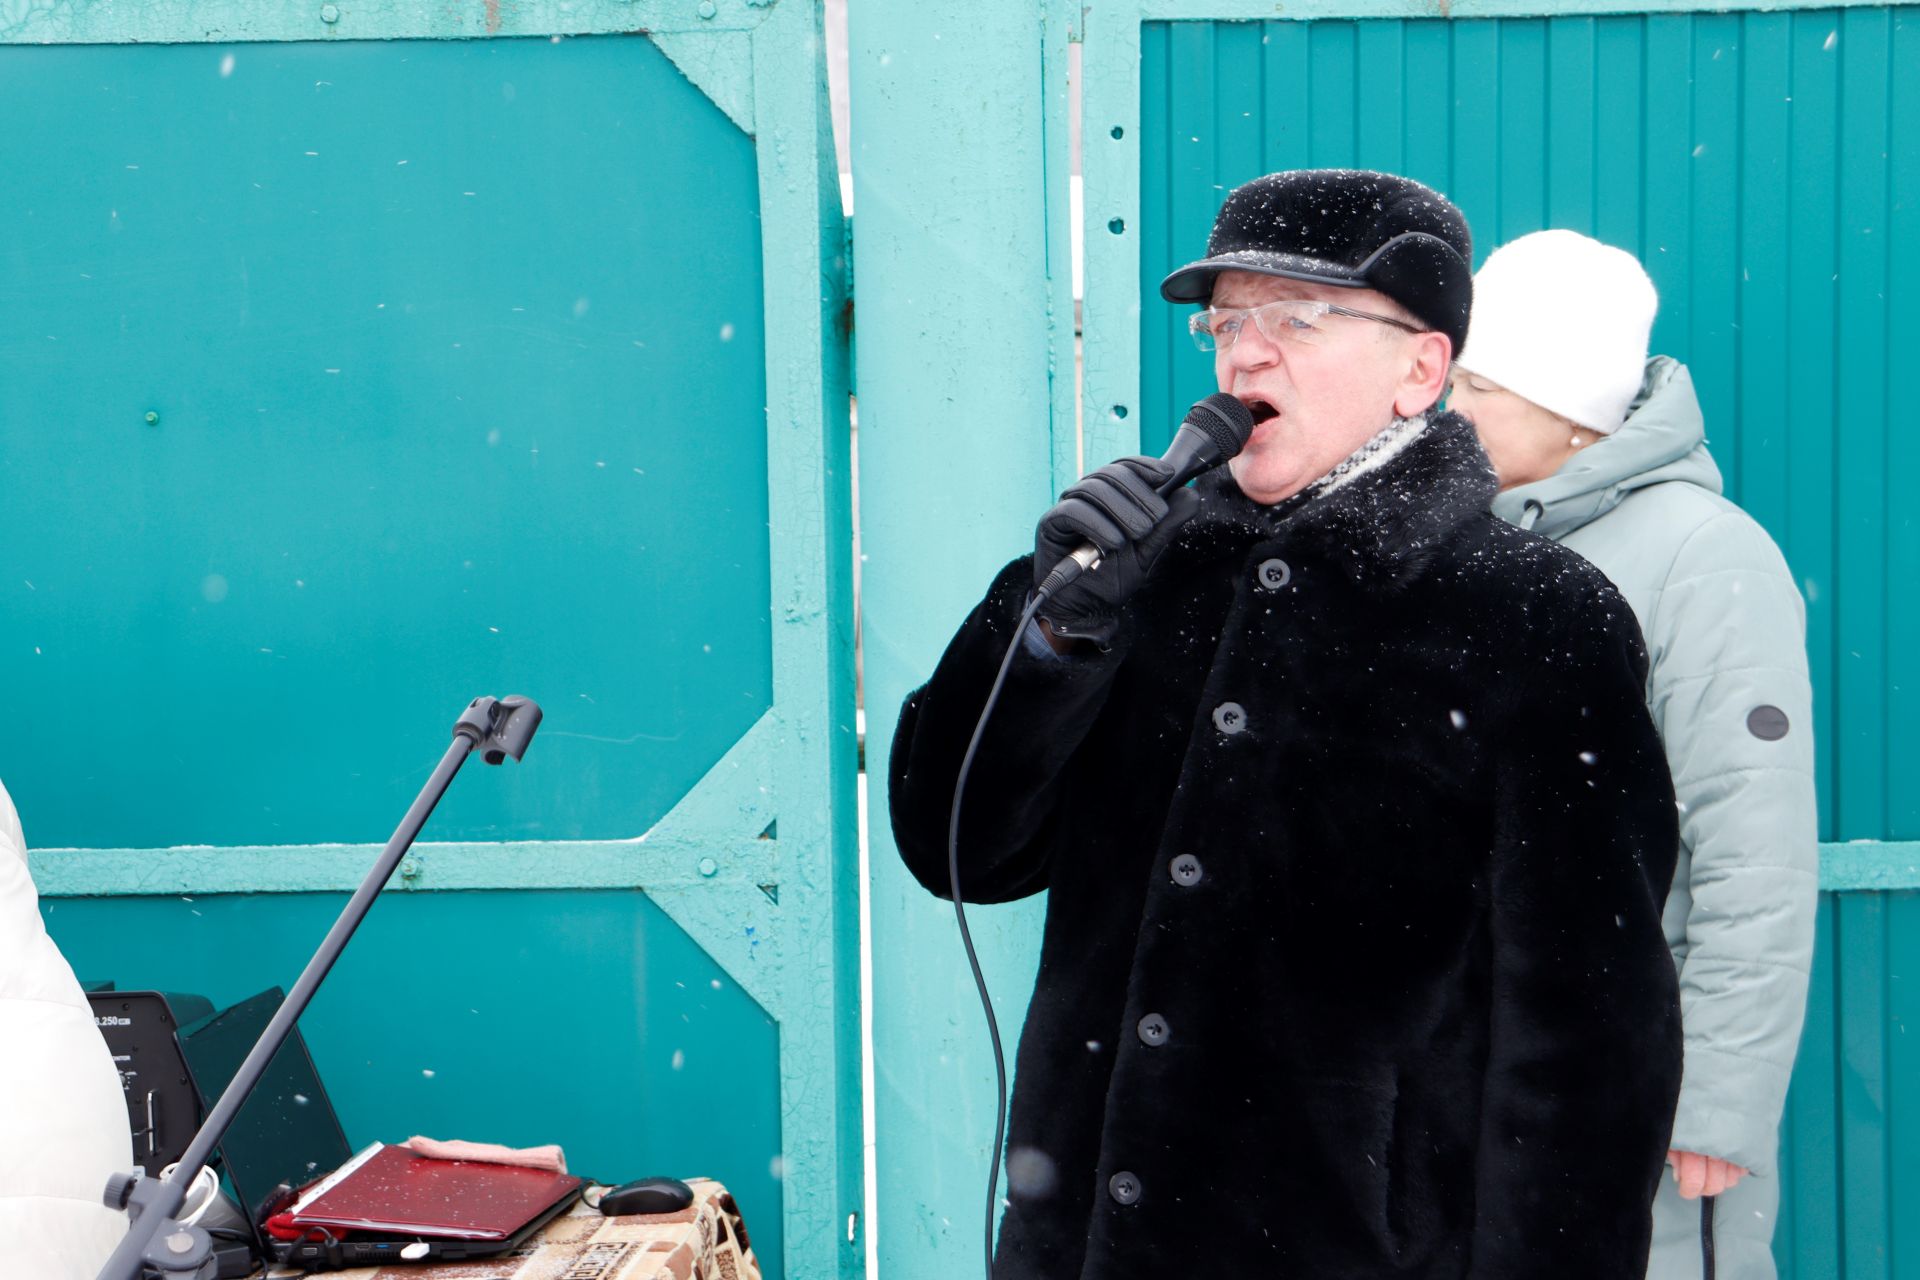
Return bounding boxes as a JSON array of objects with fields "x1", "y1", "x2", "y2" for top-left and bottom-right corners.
[{"x1": 1456, "y1": 229, "x2": 1658, "y2": 434}]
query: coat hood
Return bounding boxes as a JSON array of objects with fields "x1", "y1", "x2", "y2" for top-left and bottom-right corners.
[{"x1": 1490, "y1": 356, "x2": 1722, "y2": 539}]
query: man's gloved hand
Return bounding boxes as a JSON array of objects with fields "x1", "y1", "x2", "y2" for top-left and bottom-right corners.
[{"x1": 1032, "y1": 455, "x2": 1200, "y2": 650}]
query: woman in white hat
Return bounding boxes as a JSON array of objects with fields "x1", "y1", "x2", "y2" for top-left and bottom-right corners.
[{"x1": 1448, "y1": 229, "x2": 1817, "y2": 1280}]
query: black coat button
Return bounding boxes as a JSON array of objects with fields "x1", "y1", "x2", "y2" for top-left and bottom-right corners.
[
  {"x1": 1257, "y1": 557, "x2": 1292, "y2": 589},
  {"x1": 1748, "y1": 705, "x2": 1790, "y2": 740},
  {"x1": 1108, "y1": 1171, "x2": 1141, "y2": 1205},
  {"x1": 1137, "y1": 1013, "x2": 1169, "y2": 1046},
  {"x1": 1212, "y1": 701, "x2": 1247, "y2": 735},
  {"x1": 1171, "y1": 854, "x2": 1203, "y2": 886}
]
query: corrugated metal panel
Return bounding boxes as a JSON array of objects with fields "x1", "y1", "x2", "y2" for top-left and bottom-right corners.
[
  {"x1": 1136, "y1": 11, "x2": 1918, "y2": 1273},
  {"x1": 1780, "y1": 890, "x2": 1920, "y2": 1278}
]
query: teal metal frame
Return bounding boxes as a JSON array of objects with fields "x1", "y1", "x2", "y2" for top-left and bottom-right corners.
[{"x1": 3, "y1": 3, "x2": 861, "y2": 1277}]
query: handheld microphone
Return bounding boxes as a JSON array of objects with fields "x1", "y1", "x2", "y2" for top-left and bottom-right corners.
[{"x1": 1037, "y1": 392, "x2": 1256, "y2": 597}]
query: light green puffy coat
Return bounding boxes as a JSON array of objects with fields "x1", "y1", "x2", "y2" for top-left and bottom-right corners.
[{"x1": 1491, "y1": 357, "x2": 1818, "y2": 1279}]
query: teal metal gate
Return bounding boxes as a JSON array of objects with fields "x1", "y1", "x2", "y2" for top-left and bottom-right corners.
[
  {"x1": 1080, "y1": 2, "x2": 1918, "y2": 1272},
  {"x1": 0, "y1": 4, "x2": 858, "y2": 1277}
]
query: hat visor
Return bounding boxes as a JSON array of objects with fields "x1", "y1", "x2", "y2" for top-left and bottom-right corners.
[{"x1": 1159, "y1": 249, "x2": 1372, "y2": 303}]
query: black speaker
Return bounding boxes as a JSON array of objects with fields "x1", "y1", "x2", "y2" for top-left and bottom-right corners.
[{"x1": 88, "y1": 989, "x2": 215, "y2": 1175}]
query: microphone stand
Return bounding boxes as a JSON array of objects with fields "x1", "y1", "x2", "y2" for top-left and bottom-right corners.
[{"x1": 94, "y1": 695, "x2": 544, "y2": 1280}]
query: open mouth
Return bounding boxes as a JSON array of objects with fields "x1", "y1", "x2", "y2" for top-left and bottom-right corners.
[{"x1": 1240, "y1": 397, "x2": 1279, "y2": 425}]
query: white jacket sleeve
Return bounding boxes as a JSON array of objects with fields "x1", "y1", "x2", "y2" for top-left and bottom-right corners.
[
  {"x1": 1647, "y1": 512, "x2": 1820, "y2": 1176},
  {"x1": 0, "y1": 781, "x2": 133, "y2": 1280}
]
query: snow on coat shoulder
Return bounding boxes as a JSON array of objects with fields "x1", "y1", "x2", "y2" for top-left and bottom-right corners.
[{"x1": 0, "y1": 779, "x2": 132, "y2": 1279}]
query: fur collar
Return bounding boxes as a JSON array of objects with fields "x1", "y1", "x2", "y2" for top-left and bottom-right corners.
[{"x1": 1180, "y1": 409, "x2": 1500, "y2": 588}]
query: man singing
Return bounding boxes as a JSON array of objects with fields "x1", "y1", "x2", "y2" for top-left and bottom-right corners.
[{"x1": 888, "y1": 170, "x2": 1683, "y2": 1278}]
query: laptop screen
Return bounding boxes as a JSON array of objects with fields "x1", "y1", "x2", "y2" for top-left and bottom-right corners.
[{"x1": 177, "y1": 988, "x2": 355, "y2": 1238}]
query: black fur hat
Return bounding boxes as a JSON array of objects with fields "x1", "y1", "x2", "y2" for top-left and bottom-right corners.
[{"x1": 1160, "y1": 169, "x2": 1474, "y2": 351}]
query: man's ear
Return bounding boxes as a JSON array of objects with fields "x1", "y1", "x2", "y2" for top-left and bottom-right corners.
[{"x1": 1393, "y1": 332, "x2": 1454, "y2": 418}]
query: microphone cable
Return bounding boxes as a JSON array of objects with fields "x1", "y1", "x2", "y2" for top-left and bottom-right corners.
[
  {"x1": 947, "y1": 585, "x2": 1054, "y2": 1280},
  {"x1": 942, "y1": 392, "x2": 1251, "y2": 1277}
]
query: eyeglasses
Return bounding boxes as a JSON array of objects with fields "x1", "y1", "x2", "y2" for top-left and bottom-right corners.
[{"x1": 1189, "y1": 299, "x2": 1427, "y2": 353}]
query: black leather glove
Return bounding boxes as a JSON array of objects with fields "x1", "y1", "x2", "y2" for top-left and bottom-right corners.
[{"x1": 1032, "y1": 455, "x2": 1200, "y2": 649}]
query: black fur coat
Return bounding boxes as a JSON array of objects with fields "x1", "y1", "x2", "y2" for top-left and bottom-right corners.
[{"x1": 888, "y1": 413, "x2": 1683, "y2": 1279}]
